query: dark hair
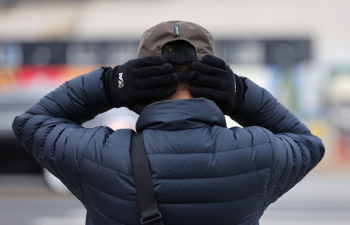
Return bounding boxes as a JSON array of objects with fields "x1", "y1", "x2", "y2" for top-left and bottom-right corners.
[{"x1": 161, "y1": 40, "x2": 197, "y2": 92}]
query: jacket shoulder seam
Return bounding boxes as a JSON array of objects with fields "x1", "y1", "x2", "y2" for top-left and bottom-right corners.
[{"x1": 82, "y1": 156, "x2": 132, "y2": 178}]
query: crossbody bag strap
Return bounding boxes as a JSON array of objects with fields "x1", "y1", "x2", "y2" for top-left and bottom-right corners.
[{"x1": 130, "y1": 132, "x2": 164, "y2": 225}]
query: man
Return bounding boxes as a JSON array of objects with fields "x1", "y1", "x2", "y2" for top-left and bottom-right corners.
[{"x1": 12, "y1": 21, "x2": 324, "y2": 225}]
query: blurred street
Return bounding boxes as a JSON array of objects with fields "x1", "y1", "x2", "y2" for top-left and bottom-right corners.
[{"x1": 0, "y1": 170, "x2": 349, "y2": 225}]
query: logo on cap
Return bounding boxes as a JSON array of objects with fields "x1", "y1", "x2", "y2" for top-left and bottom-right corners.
[{"x1": 174, "y1": 25, "x2": 180, "y2": 36}]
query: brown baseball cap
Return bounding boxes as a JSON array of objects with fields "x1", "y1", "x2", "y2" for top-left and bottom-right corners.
[{"x1": 137, "y1": 20, "x2": 215, "y2": 61}]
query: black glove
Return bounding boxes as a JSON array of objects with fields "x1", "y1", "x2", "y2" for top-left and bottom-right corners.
[
  {"x1": 189, "y1": 55, "x2": 244, "y2": 115},
  {"x1": 103, "y1": 56, "x2": 178, "y2": 114}
]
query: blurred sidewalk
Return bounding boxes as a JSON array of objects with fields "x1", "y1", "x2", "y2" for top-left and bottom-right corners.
[
  {"x1": 0, "y1": 174, "x2": 84, "y2": 225},
  {"x1": 0, "y1": 174, "x2": 70, "y2": 198},
  {"x1": 261, "y1": 169, "x2": 350, "y2": 225}
]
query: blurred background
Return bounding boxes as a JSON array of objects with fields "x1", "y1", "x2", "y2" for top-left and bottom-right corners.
[{"x1": 0, "y1": 0, "x2": 349, "y2": 224}]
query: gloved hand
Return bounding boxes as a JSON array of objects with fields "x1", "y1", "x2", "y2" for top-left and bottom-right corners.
[
  {"x1": 189, "y1": 55, "x2": 244, "y2": 115},
  {"x1": 103, "y1": 56, "x2": 178, "y2": 114}
]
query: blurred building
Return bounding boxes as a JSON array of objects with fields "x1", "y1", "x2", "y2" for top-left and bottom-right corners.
[{"x1": 1, "y1": 0, "x2": 350, "y2": 172}]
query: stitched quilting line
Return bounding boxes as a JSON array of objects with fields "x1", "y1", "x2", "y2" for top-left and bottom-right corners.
[
  {"x1": 82, "y1": 179, "x2": 135, "y2": 203},
  {"x1": 156, "y1": 167, "x2": 269, "y2": 180},
  {"x1": 83, "y1": 180, "x2": 266, "y2": 204},
  {"x1": 146, "y1": 141, "x2": 271, "y2": 155},
  {"x1": 83, "y1": 156, "x2": 269, "y2": 182},
  {"x1": 82, "y1": 157, "x2": 133, "y2": 178}
]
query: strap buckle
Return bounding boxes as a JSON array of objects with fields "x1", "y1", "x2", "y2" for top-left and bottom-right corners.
[{"x1": 140, "y1": 212, "x2": 162, "y2": 225}]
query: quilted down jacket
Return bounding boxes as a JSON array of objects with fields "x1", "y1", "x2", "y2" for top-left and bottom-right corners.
[{"x1": 12, "y1": 67, "x2": 324, "y2": 225}]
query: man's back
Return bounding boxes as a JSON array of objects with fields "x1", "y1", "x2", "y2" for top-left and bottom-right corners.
[
  {"x1": 12, "y1": 68, "x2": 323, "y2": 224},
  {"x1": 80, "y1": 98, "x2": 269, "y2": 224}
]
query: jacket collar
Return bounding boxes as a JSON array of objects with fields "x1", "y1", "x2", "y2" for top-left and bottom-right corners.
[{"x1": 136, "y1": 98, "x2": 227, "y2": 131}]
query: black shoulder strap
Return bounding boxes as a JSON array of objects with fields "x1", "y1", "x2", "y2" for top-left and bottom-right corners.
[{"x1": 130, "y1": 132, "x2": 164, "y2": 225}]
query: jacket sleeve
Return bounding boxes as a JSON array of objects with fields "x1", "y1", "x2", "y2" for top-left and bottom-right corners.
[
  {"x1": 230, "y1": 77, "x2": 325, "y2": 208},
  {"x1": 12, "y1": 67, "x2": 114, "y2": 201}
]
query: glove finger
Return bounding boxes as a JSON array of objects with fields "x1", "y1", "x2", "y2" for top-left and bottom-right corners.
[
  {"x1": 190, "y1": 62, "x2": 226, "y2": 79},
  {"x1": 134, "y1": 63, "x2": 174, "y2": 77},
  {"x1": 190, "y1": 86, "x2": 226, "y2": 100},
  {"x1": 201, "y1": 55, "x2": 227, "y2": 70},
  {"x1": 132, "y1": 55, "x2": 164, "y2": 68},
  {"x1": 136, "y1": 73, "x2": 178, "y2": 90},
  {"x1": 133, "y1": 85, "x2": 177, "y2": 101},
  {"x1": 189, "y1": 71, "x2": 225, "y2": 90}
]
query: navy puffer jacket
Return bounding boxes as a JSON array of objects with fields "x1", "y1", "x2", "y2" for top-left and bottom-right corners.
[{"x1": 12, "y1": 67, "x2": 324, "y2": 225}]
